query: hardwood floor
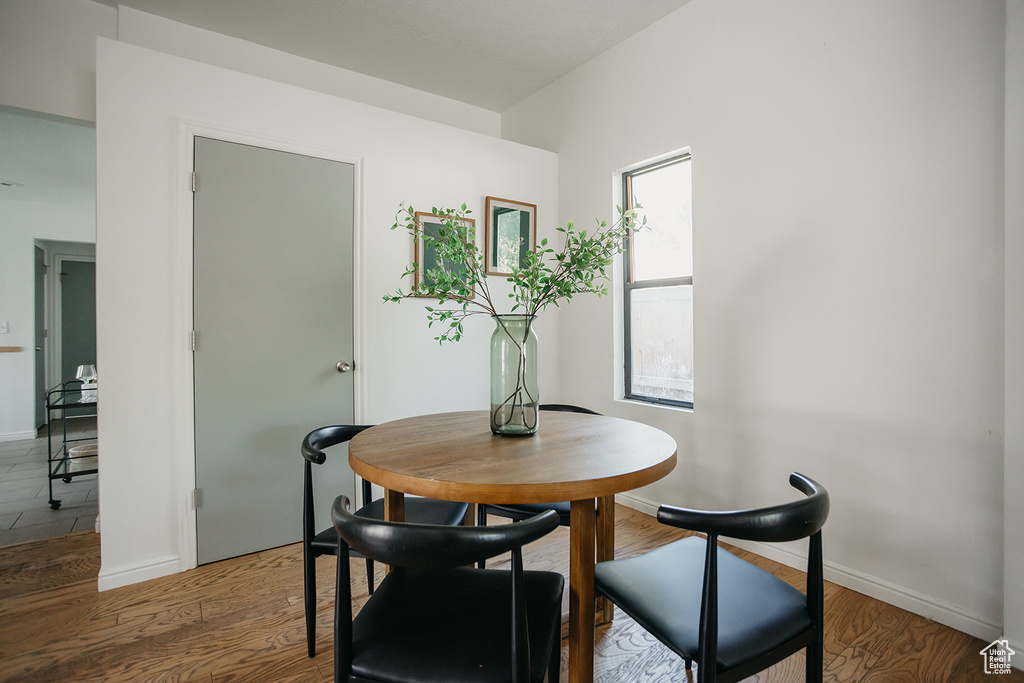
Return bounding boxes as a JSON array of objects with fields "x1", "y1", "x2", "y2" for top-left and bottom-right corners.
[{"x1": 0, "y1": 505, "x2": 1014, "y2": 682}]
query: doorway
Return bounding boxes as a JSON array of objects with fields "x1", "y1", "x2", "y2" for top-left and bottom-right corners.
[
  {"x1": 33, "y1": 243, "x2": 98, "y2": 428},
  {"x1": 58, "y1": 258, "x2": 97, "y2": 418},
  {"x1": 192, "y1": 136, "x2": 356, "y2": 565}
]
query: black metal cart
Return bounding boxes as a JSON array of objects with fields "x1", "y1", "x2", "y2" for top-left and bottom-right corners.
[{"x1": 45, "y1": 380, "x2": 97, "y2": 510}]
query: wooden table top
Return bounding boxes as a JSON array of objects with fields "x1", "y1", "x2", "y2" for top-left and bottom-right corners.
[{"x1": 348, "y1": 410, "x2": 677, "y2": 504}]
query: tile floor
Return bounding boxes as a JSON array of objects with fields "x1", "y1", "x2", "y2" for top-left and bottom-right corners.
[{"x1": 0, "y1": 416, "x2": 98, "y2": 547}]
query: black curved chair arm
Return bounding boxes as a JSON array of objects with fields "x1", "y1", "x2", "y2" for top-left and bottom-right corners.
[
  {"x1": 332, "y1": 495, "x2": 560, "y2": 568},
  {"x1": 301, "y1": 424, "x2": 373, "y2": 465},
  {"x1": 656, "y1": 473, "x2": 830, "y2": 543}
]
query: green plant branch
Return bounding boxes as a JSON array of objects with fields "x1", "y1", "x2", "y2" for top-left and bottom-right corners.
[{"x1": 383, "y1": 201, "x2": 645, "y2": 344}]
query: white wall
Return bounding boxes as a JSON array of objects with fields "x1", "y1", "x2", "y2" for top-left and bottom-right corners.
[
  {"x1": 0, "y1": 1, "x2": 498, "y2": 136},
  {"x1": 1005, "y1": 0, "x2": 1024, "y2": 657},
  {"x1": 0, "y1": 106, "x2": 97, "y2": 440},
  {"x1": 0, "y1": 201, "x2": 96, "y2": 439},
  {"x1": 503, "y1": 0, "x2": 1007, "y2": 640},
  {"x1": 95, "y1": 39, "x2": 557, "y2": 588}
]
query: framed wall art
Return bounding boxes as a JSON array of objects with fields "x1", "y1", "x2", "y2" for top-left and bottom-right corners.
[
  {"x1": 413, "y1": 210, "x2": 477, "y2": 299},
  {"x1": 484, "y1": 197, "x2": 536, "y2": 276}
]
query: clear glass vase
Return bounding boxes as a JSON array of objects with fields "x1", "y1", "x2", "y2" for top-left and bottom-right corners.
[{"x1": 490, "y1": 315, "x2": 539, "y2": 436}]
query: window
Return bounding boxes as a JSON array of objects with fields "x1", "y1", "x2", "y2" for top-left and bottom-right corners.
[{"x1": 622, "y1": 153, "x2": 693, "y2": 408}]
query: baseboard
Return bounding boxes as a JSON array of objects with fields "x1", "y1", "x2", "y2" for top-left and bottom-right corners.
[
  {"x1": 738, "y1": 539, "x2": 1000, "y2": 642},
  {"x1": 0, "y1": 430, "x2": 37, "y2": 442},
  {"x1": 615, "y1": 491, "x2": 660, "y2": 516},
  {"x1": 1007, "y1": 636, "x2": 1024, "y2": 673},
  {"x1": 97, "y1": 554, "x2": 182, "y2": 592},
  {"x1": 613, "y1": 492, "x2": 1002, "y2": 642}
]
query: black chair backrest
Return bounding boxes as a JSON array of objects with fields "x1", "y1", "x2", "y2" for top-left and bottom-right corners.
[
  {"x1": 302, "y1": 425, "x2": 373, "y2": 465},
  {"x1": 303, "y1": 425, "x2": 375, "y2": 550},
  {"x1": 332, "y1": 495, "x2": 560, "y2": 568},
  {"x1": 539, "y1": 403, "x2": 600, "y2": 415},
  {"x1": 656, "y1": 472, "x2": 829, "y2": 543},
  {"x1": 657, "y1": 473, "x2": 828, "y2": 682}
]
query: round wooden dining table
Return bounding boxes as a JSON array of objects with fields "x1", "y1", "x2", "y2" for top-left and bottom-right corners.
[{"x1": 348, "y1": 409, "x2": 677, "y2": 683}]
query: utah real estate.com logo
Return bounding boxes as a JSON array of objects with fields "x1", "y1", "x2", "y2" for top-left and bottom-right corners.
[{"x1": 980, "y1": 639, "x2": 1015, "y2": 675}]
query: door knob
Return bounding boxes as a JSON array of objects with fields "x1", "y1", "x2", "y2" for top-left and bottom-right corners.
[{"x1": 336, "y1": 361, "x2": 354, "y2": 373}]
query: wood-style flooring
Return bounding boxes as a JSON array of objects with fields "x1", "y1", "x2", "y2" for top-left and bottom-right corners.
[
  {"x1": 0, "y1": 506, "x2": 1015, "y2": 682},
  {"x1": 0, "y1": 416, "x2": 98, "y2": 547}
]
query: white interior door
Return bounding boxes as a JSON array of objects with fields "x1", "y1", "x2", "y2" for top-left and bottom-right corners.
[{"x1": 193, "y1": 136, "x2": 355, "y2": 565}]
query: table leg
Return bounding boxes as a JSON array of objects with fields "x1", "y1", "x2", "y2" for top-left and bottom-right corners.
[
  {"x1": 569, "y1": 499, "x2": 596, "y2": 683},
  {"x1": 383, "y1": 490, "x2": 404, "y2": 575},
  {"x1": 383, "y1": 489, "x2": 405, "y2": 523},
  {"x1": 596, "y1": 494, "x2": 615, "y2": 624}
]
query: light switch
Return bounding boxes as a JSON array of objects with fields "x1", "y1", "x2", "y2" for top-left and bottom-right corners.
[{"x1": 0, "y1": 321, "x2": 8, "y2": 334}]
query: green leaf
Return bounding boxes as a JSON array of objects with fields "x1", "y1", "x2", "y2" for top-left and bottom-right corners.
[{"x1": 385, "y1": 199, "x2": 638, "y2": 341}]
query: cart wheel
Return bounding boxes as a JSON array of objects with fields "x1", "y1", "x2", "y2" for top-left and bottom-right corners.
[
  {"x1": 50, "y1": 501, "x2": 61, "y2": 510},
  {"x1": 62, "y1": 477, "x2": 72, "y2": 483}
]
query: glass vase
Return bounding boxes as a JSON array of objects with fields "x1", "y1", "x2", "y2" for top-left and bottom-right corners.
[{"x1": 490, "y1": 315, "x2": 539, "y2": 436}]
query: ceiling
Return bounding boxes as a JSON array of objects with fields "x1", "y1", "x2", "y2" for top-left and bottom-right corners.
[
  {"x1": 2, "y1": 1, "x2": 693, "y2": 204},
  {"x1": 92, "y1": 0, "x2": 692, "y2": 112}
]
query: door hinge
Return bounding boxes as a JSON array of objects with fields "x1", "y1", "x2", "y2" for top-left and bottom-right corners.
[
  {"x1": 191, "y1": 488, "x2": 201, "y2": 509},
  {"x1": 191, "y1": 171, "x2": 198, "y2": 193},
  {"x1": 43, "y1": 328, "x2": 48, "y2": 338},
  {"x1": 191, "y1": 330, "x2": 197, "y2": 351},
  {"x1": 43, "y1": 264, "x2": 49, "y2": 274}
]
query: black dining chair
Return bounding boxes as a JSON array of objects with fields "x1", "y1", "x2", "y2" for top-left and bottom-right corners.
[
  {"x1": 331, "y1": 495, "x2": 565, "y2": 683},
  {"x1": 594, "y1": 472, "x2": 830, "y2": 683},
  {"x1": 476, "y1": 403, "x2": 599, "y2": 568},
  {"x1": 302, "y1": 425, "x2": 469, "y2": 658}
]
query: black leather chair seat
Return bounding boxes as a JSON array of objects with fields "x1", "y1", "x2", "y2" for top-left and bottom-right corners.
[
  {"x1": 595, "y1": 536, "x2": 811, "y2": 671},
  {"x1": 485, "y1": 501, "x2": 571, "y2": 525},
  {"x1": 310, "y1": 497, "x2": 469, "y2": 553},
  {"x1": 350, "y1": 566, "x2": 564, "y2": 683}
]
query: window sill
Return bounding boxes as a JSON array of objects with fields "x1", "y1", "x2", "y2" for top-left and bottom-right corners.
[{"x1": 615, "y1": 397, "x2": 694, "y2": 414}]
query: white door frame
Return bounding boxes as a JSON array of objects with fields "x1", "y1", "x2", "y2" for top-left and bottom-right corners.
[{"x1": 175, "y1": 120, "x2": 365, "y2": 571}]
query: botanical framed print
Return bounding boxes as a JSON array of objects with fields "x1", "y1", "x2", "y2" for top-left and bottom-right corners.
[
  {"x1": 413, "y1": 210, "x2": 476, "y2": 299},
  {"x1": 485, "y1": 197, "x2": 537, "y2": 276}
]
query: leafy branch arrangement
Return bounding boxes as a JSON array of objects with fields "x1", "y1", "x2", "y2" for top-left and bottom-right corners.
[
  {"x1": 383, "y1": 202, "x2": 646, "y2": 343},
  {"x1": 384, "y1": 201, "x2": 644, "y2": 433}
]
